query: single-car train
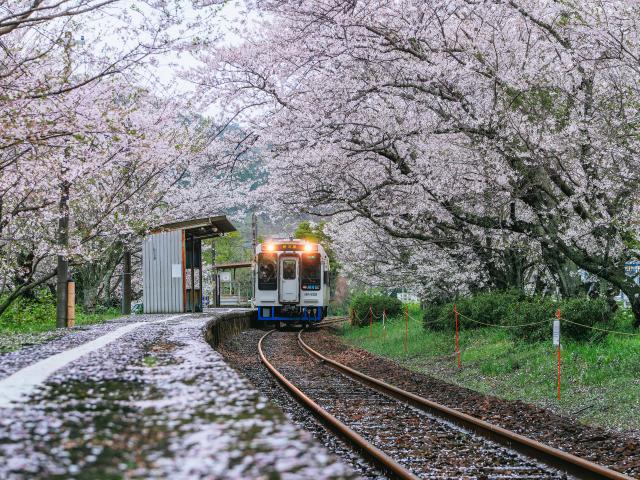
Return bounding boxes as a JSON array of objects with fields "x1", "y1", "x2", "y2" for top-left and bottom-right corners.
[{"x1": 254, "y1": 239, "x2": 330, "y2": 324}]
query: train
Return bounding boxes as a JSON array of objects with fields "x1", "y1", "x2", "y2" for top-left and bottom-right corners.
[{"x1": 253, "y1": 239, "x2": 330, "y2": 324}]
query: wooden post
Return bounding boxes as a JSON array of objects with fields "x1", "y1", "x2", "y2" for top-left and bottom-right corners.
[
  {"x1": 190, "y1": 235, "x2": 195, "y2": 313},
  {"x1": 555, "y1": 309, "x2": 562, "y2": 400},
  {"x1": 66, "y1": 281, "x2": 75, "y2": 327},
  {"x1": 557, "y1": 345, "x2": 562, "y2": 400},
  {"x1": 198, "y1": 241, "x2": 203, "y2": 312},
  {"x1": 121, "y1": 249, "x2": 131, "y2": 315},
  {"x1": 404, "y1": 305, "x2": 408, "y2": 354},
  {"x1": 211, "y1": 240, "x2": 216, "y2": 307},
  {"x1": 454, "y1": 303, "x2": 461, "y2": 369},
  {"x1": 383, "y1": 308, "x2": 387, "y2": 338},
  {"x1": 56, "y1": 35, "x2": 72, "y2": 329}
]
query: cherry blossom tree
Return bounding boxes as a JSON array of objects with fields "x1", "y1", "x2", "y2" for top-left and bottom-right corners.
[
  {"x1": 0, "y1": 0, "x2": 236, "y2": 314},
  {"x1": 193, "y1": 0, "x2": 640, "y2": 325}
]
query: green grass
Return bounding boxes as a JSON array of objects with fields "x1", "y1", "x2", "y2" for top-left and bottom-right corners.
[
  {"x1": 338, "y1": 306, "x2": 640, "y2": 432},
  {"x1": 0, "y1": 291, "x2": 122, "y2": 335}
]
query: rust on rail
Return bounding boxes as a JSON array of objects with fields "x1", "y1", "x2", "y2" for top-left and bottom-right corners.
[
  {"x1": 298, "y1": 329, "x2": 635, "y2": 480},
  {"x1": 257, "y1": 329, "x2": 419, "y2": 480}
]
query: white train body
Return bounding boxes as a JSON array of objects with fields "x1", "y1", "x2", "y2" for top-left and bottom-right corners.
[{"x1": 254, "y1": 239, "x2": 330, "y2": 322}]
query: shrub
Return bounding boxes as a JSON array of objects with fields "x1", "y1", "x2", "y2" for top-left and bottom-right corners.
[
  {"x1": 423, "y1": 291, "x2": 615, "y2": 342},
  {"x1": 554, "y1": 297, "x2": 612, "y2": 342},
  {"x1": 504, "y1": 296, "x2": 556, "y2": 342},
  {"x1": 350, "y1": 293, "x2": 403, "y2": 326},
  {"x1": 422, "y1": 291, "x2": 522, "y2": 331},
  {"x1": 0, "y1": 290, "x2": 56, "y2": 333}
]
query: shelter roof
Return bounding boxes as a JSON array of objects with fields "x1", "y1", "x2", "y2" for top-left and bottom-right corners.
[{"x1": 151, "y1": 215, "x2": 236, "y2": 239}]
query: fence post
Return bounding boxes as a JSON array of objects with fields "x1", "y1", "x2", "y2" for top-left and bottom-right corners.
[
  {"x1": 555, "y1": 308, "x2": 562, "y2": 400},
  {"x1": 404, "y1": 305, "x2": 408, "y2": 354},
  {"x1": 369, "y1": 306, "x2": 373, "y2": 338},
  {"x1": 454, "y1": 303, "x2": 461, "y2": 369},
  {"x1": 383, "y1": 308, "x2": 387, "y2": 338}
]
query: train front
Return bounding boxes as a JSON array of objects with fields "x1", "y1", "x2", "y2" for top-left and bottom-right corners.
[{"x1": 254, "y1": 239, "x2": 330, "y2": 324}]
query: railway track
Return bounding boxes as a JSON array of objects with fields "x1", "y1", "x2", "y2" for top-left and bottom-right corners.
[{"x1": 257, "y1": 328, "x2": 635, "y2": 480}]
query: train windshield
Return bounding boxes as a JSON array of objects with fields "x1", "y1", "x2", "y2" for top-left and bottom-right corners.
[
  {"x1": 257, "y1": 253, "x2": 277, "y2": 290},
  {"x1": 282, "y1": 259, "x2": 297, "y2": 279},
  {"x1": 301, "y1": 253, "x2": 321, "y2": 290}
]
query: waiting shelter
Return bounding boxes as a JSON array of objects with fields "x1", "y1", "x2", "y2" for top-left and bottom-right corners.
[
  {"x1": 142, "y1": 215, "x2": 236, "y2": 313},
  {"x1": 212, "y1": 261, "x2": 252, "y2": 307}
]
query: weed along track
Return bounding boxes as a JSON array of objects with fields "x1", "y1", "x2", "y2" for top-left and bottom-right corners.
[{"x1": 258, "y1": 328, "x2": 584, "y2": 480}]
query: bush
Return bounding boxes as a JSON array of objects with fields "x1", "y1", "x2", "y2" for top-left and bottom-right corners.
[
  {"x1": 423, "y1": 291, "x2": 615, "y2": 342},
  {"x1": 350, "y1": 293, "x2": 403, "y2": 326},
  {"x1": 503, "y1": 296, "x2": 556, "y2": 342},
  {"x1": 0, "y1": 290, "x2": 57, "y2": 333},
  {"x1": 554, "y1": 297, "x2": 612, "y2": 342}
]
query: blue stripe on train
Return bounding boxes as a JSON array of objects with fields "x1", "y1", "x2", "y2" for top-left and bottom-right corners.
[{"x1": 257, "y1": 306, "x2": 323, "y2": 322}]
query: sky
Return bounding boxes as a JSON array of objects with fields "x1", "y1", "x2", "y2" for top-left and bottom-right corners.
[{"x1": 75, "y1": 0, "x2": 250, "y2": 113}]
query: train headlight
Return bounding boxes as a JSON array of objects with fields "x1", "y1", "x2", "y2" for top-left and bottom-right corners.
[
  {"x1": 304, "y1": 243, "x2": 313, "y2": 252},
  {"x1": 266, "y1": 243, "x2": 275, "y2": 252}
]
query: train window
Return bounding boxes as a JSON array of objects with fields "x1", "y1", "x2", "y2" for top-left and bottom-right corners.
[
  {"x1": 282, "y1": 259, "x2": 297, "y2": 279},
  {"x1": 301, "y1": 254, "x2": 321, "y2": 290},
  {"x1": 258, "y1": 253, "x2": 277, "y2": 290}
]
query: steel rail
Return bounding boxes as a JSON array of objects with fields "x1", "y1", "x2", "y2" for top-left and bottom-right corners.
[
  {"x1": 257, "y1": 330, "x2": 420, "y2": 480},
  {"x1": 297, "y1": 330, "x2": 635, "y2": 480}
]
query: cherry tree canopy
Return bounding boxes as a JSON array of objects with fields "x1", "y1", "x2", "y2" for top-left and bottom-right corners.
[
  {"x1": 0, "y1": 0, "x2": 237, "y2": 312},
  {"x1": 193, "y1": 0, "x2": 640, "y2": 324}
]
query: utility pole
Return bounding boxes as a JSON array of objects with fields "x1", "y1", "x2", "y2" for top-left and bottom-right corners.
[
  {"x1": 55, "y1": 175, "x2": 70, "y2": 328},
  {"x1": 56, "y1": 31, "x2": 73, "y2": 329},
  {"x1": 121, "y1": 248, "x2": 132, "y2": 314},
  {"x1": 251, "y1": 212, "x2": 257, "y2": 303},
  {"x1": 211, "y1": 239, "x2": 218, "y2": 307},
  {"x1": 251, "y1": 212, "x2": 258, "y2": 254}
]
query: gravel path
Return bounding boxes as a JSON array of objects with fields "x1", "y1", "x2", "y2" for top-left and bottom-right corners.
[{"x1": 0, "y1": 313, "x2": 356, "y2": 479}]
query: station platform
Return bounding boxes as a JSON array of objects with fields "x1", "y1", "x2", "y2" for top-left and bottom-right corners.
[{"x1": 0, "y1": 311, "x2": 355, "y2": 479}]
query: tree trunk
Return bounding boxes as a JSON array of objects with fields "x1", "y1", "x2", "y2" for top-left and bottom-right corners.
[
  {"x1": 632, "y1": 298, "x2": 640, "y2": 329},
  {"x1": 56, "y1": 178, "x2": 70, "y2": 328},
  {"x1": 623, "y1": 284, "x2": 640, "y2": 328},
  {"x1": 122, "y1": 249, "x2": 131, "y2": 314}
]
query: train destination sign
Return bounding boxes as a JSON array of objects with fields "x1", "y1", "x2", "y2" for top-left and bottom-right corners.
[{"x1": 271, "y1": 243, "x2": 317, "y2": 252}]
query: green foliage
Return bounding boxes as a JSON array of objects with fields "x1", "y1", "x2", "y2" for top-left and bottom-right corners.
[
  {"x1": 423, "y1": 291, "x2": 615, "y2": 342},
  {"x1": 0, "y1": 289, "x2": 120, "y2": 335},
  {"x1": 338, "y1": 311, "x2": 640, "y2": 431},
  {"x1": 294, "y1": 220, "x2": 340, "y2": 275},
  {"x1": 350, "y1": 293, "x2": 403, "y2": 326},
  {"x1": 423, "y1": 290, "x2": 524, "y2": 331},
  {"x1": 0, "y1": 290, "x2": 56, "y2": 333},
  {"x1": 212, "y1": 231, "x2": 252, "y2": 264}
]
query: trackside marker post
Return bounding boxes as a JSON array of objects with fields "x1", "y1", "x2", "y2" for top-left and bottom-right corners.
[
  {"x1": 454, "y1": 303, "x2": 461, "y2": 369},
  {"x1": 383, "y1": 308, "x2": 387, "y2": 338},
  {"x1": 554, "y1": 309, "x2": 561, "y2": 400},
  {"x1": 404, "y1": 305, "x2": 408, "y2": 354},
  {"x1": 369, "y1": 306, "x2": 373, "y2": 338}
]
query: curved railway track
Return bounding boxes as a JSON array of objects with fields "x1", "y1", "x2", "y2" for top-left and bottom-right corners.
[{"x1": 257, "y1": 327, "x2": 635, "y2": 480}]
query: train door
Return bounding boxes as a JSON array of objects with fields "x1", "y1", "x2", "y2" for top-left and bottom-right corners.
[{"x1": 279, "y1": 256, "x2": 299, "y2": 303}]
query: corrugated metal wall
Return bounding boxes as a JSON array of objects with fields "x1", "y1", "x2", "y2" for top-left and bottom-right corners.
[{"x1": 143, "y1": 230, "x2": 184, "y2": 313}]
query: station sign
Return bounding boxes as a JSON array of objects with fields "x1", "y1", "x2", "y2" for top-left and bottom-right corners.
[{"x1": 625, "y1": 260, "x2": 640, "y2": 276}]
